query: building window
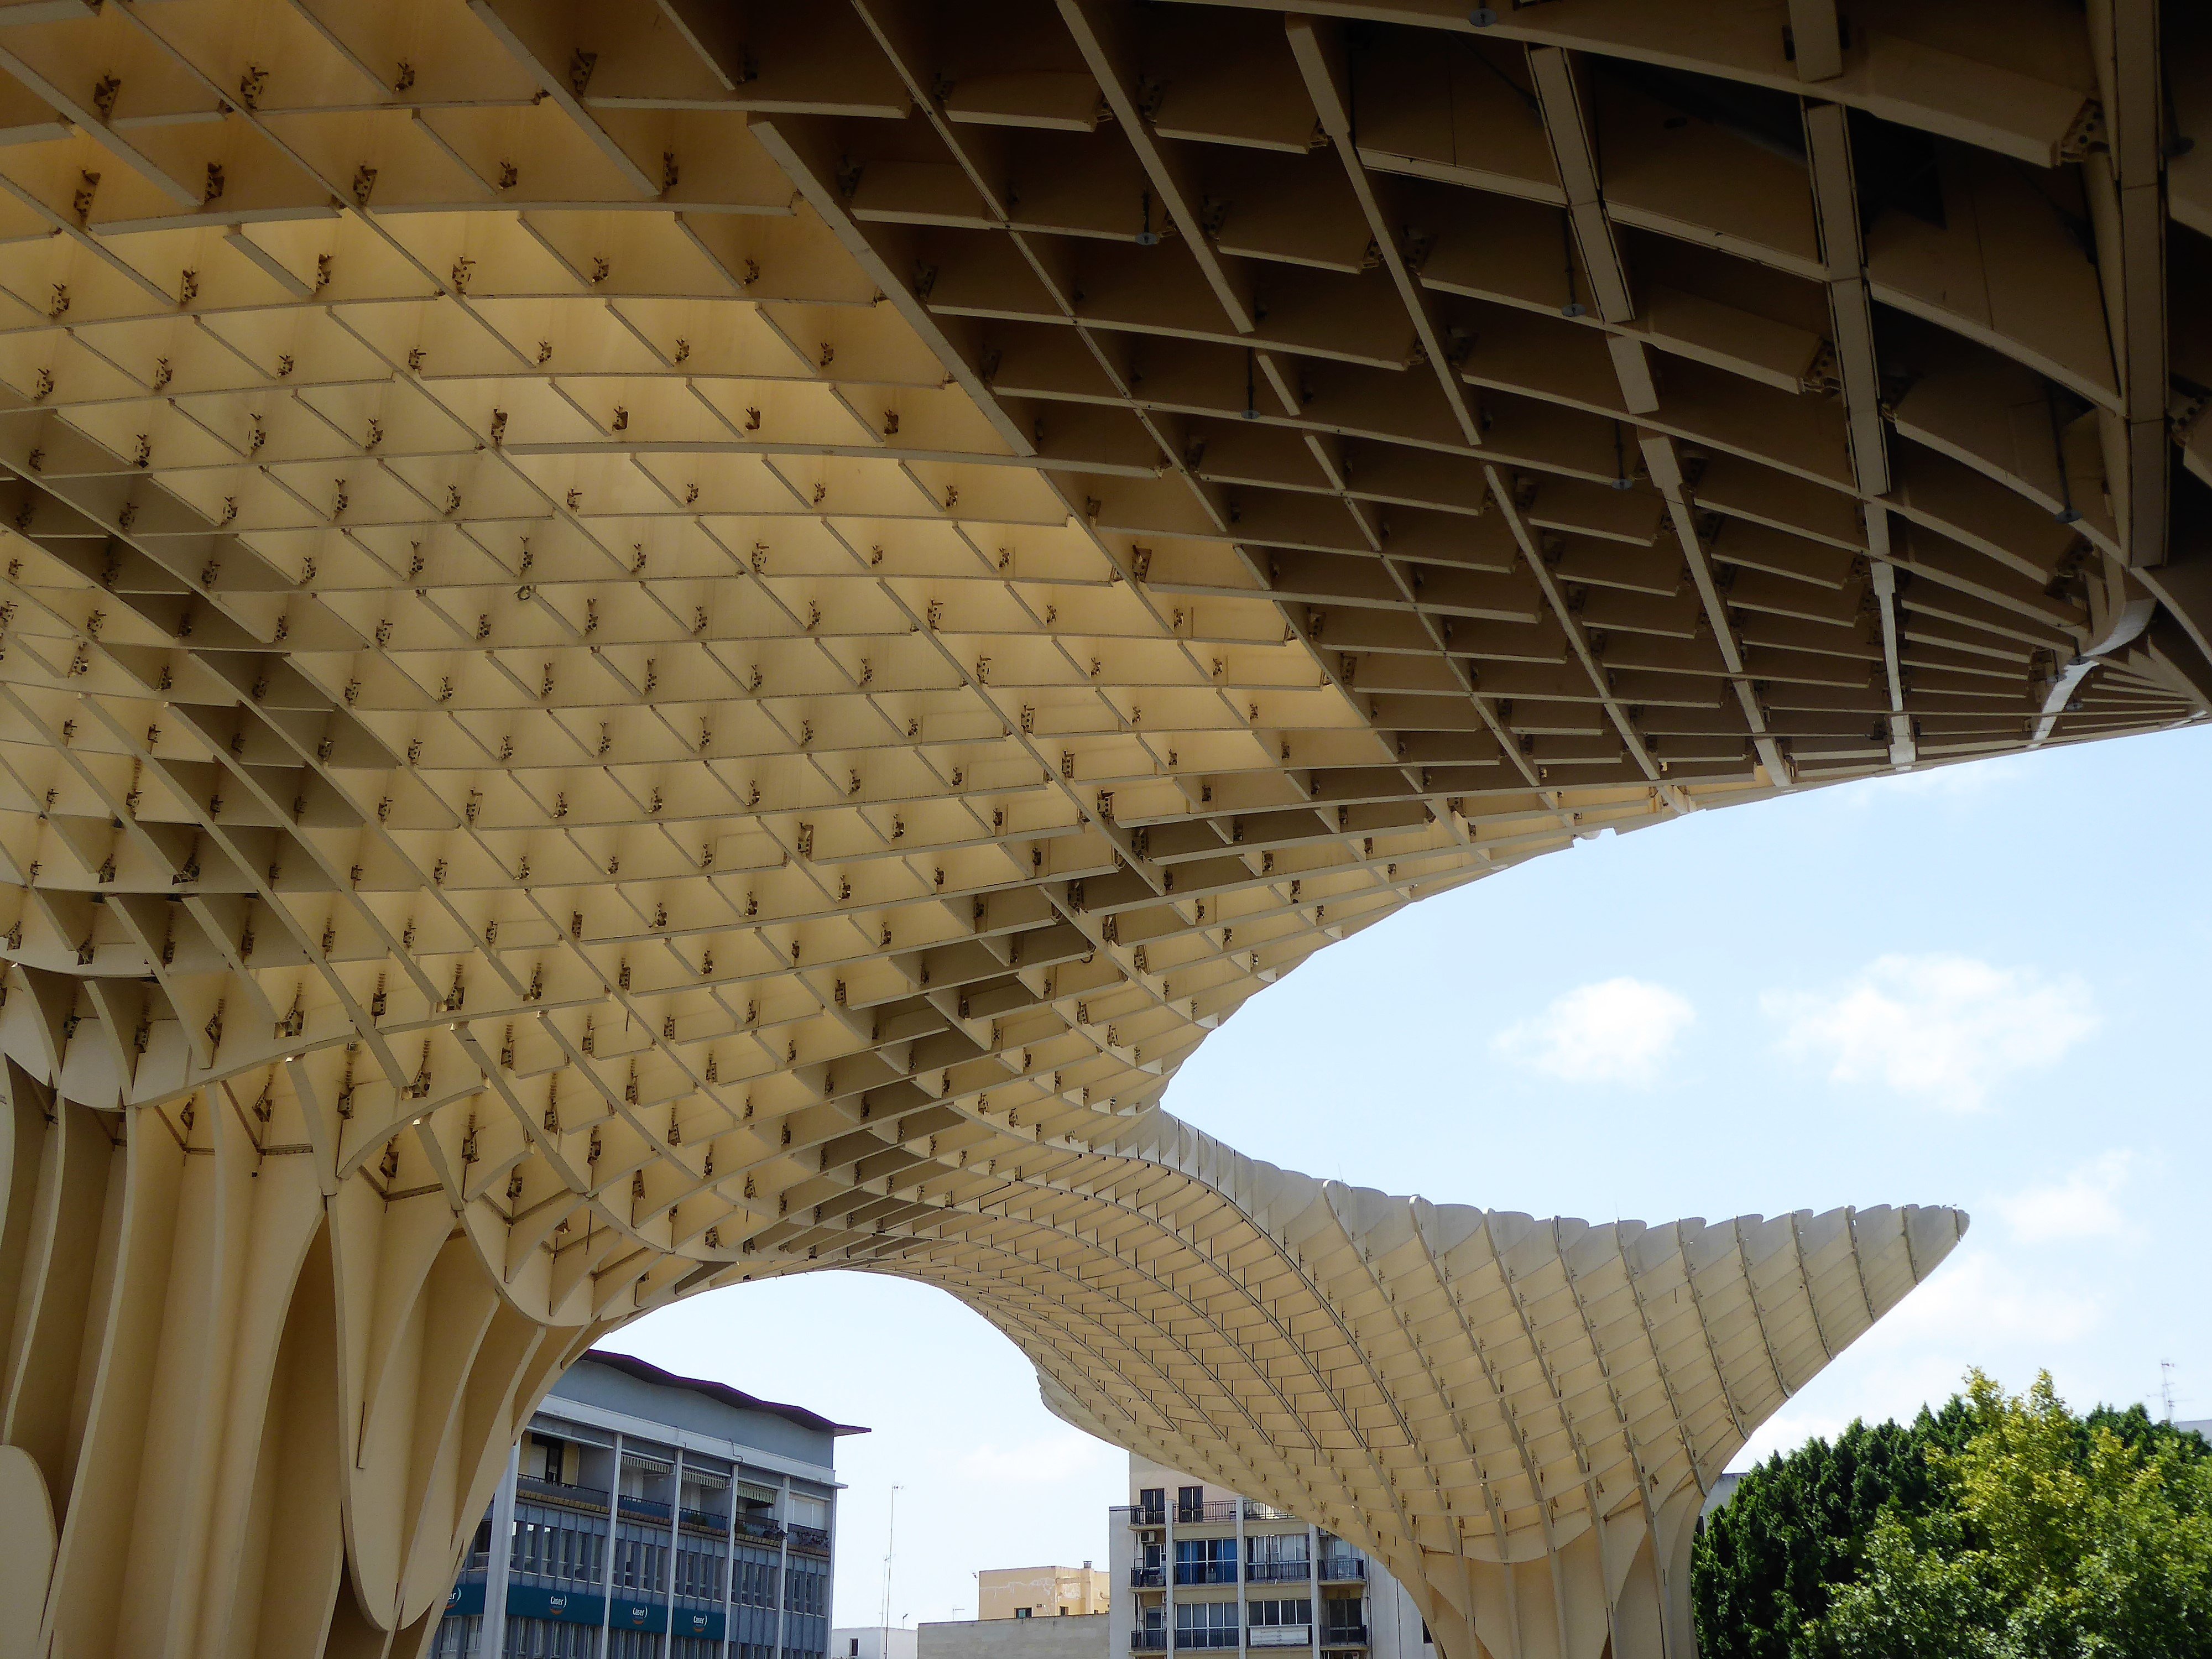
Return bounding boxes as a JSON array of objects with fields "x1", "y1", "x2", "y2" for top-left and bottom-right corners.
[
  {"x1": 1015, "y1": 1609, "x2": 1031, "y2": 1619},
  {"x1": 505, "y1": 1616, "x2": 599, "y2": 1658},
  {"x1": 1174, "y1": 1601, "x2": 1238, "y2": 1650},
  {"x1": 614, "y1": 1537, "x2": 667, "y2": 1594},
  {"x1": 1247, "y1": 1534, "x2": 1309, "y2": 1582},
  {"x1": 1174, "y1": 1539, "x2": 1237, "y2": 1587},
  {"x1": 1177, "y1": 1486, "x2": 1205, "y2": 1522}
]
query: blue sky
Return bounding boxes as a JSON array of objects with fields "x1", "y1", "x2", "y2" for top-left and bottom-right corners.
[{"x1": 604, "y1": 722, "x2": 2212, "y2": 1627}]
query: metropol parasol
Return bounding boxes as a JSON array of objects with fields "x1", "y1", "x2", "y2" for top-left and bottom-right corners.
[{"x1": 0, "y1": 2, "x2": 2201, "y2": 1655}]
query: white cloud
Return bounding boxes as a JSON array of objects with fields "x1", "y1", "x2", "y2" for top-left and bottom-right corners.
[
  {"x1": 1762, "y1": 953, "x2": 2096, "y2": 1110},
  {"x1": 1990, "y1": 1150, "x2": 2140, "y2": 1244},
  {"x1": 1841, "y1": 750, "x2": 2039, "y2": 808},
  {"x1": 1725, "y1": 1246, "x2": 2106, "y2": 1470},
  {"x1": 1492, "y1": 978, "x2": 1694, "y2": 1084},
  {"x1": 1870, "y1": 1248, "x2": 2103, "y2": 1349}
]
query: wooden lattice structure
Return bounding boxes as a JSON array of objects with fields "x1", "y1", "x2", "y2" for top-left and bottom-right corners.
[{"x1": 0, "y1": 2, "x2": 2201, "y2": 1656}]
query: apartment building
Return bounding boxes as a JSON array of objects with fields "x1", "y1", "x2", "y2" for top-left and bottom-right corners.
[
  {"x1": 434, "y1": 1352, "x2": 862, "y2": 1659},
  {"x1": 980, "y1": 1565, "x2": 1114, "y2": 1619},
  {"x1": 1107, "y1": 1458, "x2": 1431, "y2": 1659}
]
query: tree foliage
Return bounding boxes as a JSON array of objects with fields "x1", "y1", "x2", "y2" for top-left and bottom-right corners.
[{"x1": 1693, "y1": 1373, "x2": 2212, "y2": 1659}]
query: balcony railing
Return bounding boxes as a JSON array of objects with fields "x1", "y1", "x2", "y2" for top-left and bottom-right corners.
[
  {"x1": 1245, "y1": 1561, "x2": 1311, "y2": 1584},
  {"x1": 517, "y1": 1476, "x2": 610, "y2": 1512},
  {"x1": 1131, "y1": 1632, "x2": 1167, "y2": 1652},
  {"x1": 1316, "y1": 1558, "x2": 1366, "y2": 1582},
  {"x1": 680, "y1": 1507, "x2": 728, "y2": 1535},
  {"x1": 1172, "y1": 1563, "x2": 1237, "y2": 1586},
  {"x1": 1176, "y1": 1501, "x2": 1238, "y2": 1525},
  {"x1": 1124, "y1": 1506, "x2": 1167, "y2": 1528},
  {"x1": 1173, "y1": 1631, "x2": 1238, "y2": 1650},
  {"x1": 619, "y1": 1495, "x2": 673, "y2": 1523},
  {"x1": 789, "y1": 1525, "x2": 831, "y2": 1552},
  {"x1": 735, "y1": 1515, "x2": 786, "y2": 1542},
  {"x1": 1243, "y1": 1501, "x2": 1300, "y2": 1522},
  {"x1": 1250, "y1": 1628, "x2": 1312, "y2": 1648},
  {"x1": 1130, "y1": 1566, "x2": 1166, "y2": 1589},
  {"x1": 1321, "y1": 1629, "x2": 1369, "y2": 1649}
]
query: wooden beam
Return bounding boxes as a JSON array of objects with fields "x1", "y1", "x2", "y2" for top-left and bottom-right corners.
[
  {"x1": 1285, "y1": 17, "x2": 1484, "y2": 447},
  {"x1": 1057, "y1": 0, "x2": 1258, "y2": 335},
  {"x1": 1526, "y1": 47, "x2": 1633, "y2": 325},
  {"x1": 2087, "y1": 0, "x2": 2169, "y2": 567},
  {"x1": 1641, "y1": 434, "x2": 1794, "y2": 785},
  {"x1": 1786, "y1": 0, "x2": 1845, "y2": 83},
  {"x1": 1803, "y1": 101, "x2": 1890, "y2": 499}
]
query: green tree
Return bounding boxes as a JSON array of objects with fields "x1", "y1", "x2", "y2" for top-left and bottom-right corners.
[
  {"x1": 1693, "y1": 1401, "x2": 1973, "y2": 1659},
  {"x1": 1818, "y1": 1371, "x2": 2212, "y2": 1659},
  {"x1": 1694, "y1": 1375, "x2": 2212, "y2": 1659}
]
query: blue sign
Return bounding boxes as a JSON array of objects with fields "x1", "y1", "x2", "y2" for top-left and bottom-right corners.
[
  {"x1": 610, "y1": 1596, "x2": 668, "y2": 1635},
  {"x1": 507, "y1": 1584, "x2": 606, "y2": 1626},
  {"x1": 447, "y1": 1582, "x2": 723, "y2": 1639},
  {"x1": 674, "y1": 1606, "x2": 728, "y2": 1640}
]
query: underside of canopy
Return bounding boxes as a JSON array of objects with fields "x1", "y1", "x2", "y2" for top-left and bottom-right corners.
[{"x1": 0, "y1": 0, "x2": 2184, "y2": 1653}]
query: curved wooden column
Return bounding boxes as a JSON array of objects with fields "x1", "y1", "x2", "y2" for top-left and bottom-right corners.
[
  {"x1": 1, "y1": 1053, "x2": 1960, "y2": 1659},
  {"x1": 0, "y1": 1063, "x2": 605, "y2": 1659}
]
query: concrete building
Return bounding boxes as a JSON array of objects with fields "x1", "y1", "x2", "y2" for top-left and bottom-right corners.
[
  {"x1": 434, "y1": 1353, "x2": 860, "y2": 1659},
  {"x1": 980, "y1": 1566, "x2": 1114, "y2": 1620},
  {"x1": 833, "y1": 1630, "x2": 921, "y2": 1659},
  {"x1": 919, "y1": 1614, "x2": 1112, "y2": 1659},
  {"x1": 1109, "y1": 1457, "x2": 1431, "y2": 1659}
]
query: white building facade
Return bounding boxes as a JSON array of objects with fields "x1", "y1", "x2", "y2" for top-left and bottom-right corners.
[
  {"x1": 1107, "y1": 1458, "x2": 1431, "y2": 1659},
  {"x1": 435, "y1": 1352, "x2": 858, "y2": 1659},
  {"x1": 832, "y1": 1629, "x2": 921, "y2": 1659}
]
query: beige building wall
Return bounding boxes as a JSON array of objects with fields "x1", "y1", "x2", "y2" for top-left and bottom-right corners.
[
  {"x1": 1112, "y1": 1454, "x2": 1433, "y2": 1659},
  {"x1": 921, "y1": 1613, "x2": 1112, "y2": 1659},
  {"x1": 980, "y1": 1564, "x2": 1113, "y2": 1619}
]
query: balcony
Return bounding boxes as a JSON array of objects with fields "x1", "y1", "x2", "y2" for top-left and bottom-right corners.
[
  {"x1": 1130, "y1": 1567, "x2": 1166, "y2": 1589},
  {"x1": 1176, "y1": 1501, "x2": 1239, "y2": 1526},
  {"x1": 735, "y1": 1515, "x2": 786, "y2": 1543},
  {"x1": 1173, "y1": 1631, "x2": 1238, "y2": 1650},
  {"x1": 1124, "y1": 1506, "x2": 1167, "y2": 1529},
  {"x1": 1131, "y1": 1632, "x2": 1167, "y2": 1652},
  {"x1": 680, "y1": 1507, "x2": 729, "y2": 1535},
  {"x1": 1243, "y1": 1501, "x2": 1300, "y2": 1522},
  {"x1": 1321, "y1": 1630, "x2": 1369, "y2": 1650},
  {"x1": 619, "y1": 1495, "x2": 673, "y2": 1524},
  {"x1": 1172, "y1": 1563, "x2": 1237, "y2": 1587},
  {"x1": 789, "y1": 1525, "x2": 831, "y2": 1553},
  {"x1": 1316, "y1": 1558, "x2": 1366, "y2": 1583},
  {"x1": 517, "y1": 1476, "x2": 609, "y2": 1513},
  {"x1": 1251, "y1": 1628, "x2": 1312, "y2": 1648},
  {"x1": 1245, "y1": 1561, "x2": 1311, "y2": 1584}
]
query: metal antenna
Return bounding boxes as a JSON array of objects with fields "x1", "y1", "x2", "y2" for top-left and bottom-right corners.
[
  {"x1": 2162, "y1": 1359, "x2": 2177, "y2": 1422},
  {"x1": 880, "y1": 1484, "x2": 903, "y2": 1658}
]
